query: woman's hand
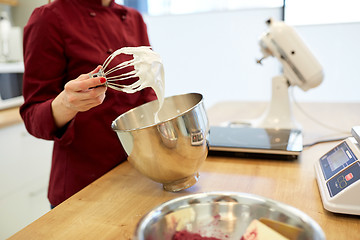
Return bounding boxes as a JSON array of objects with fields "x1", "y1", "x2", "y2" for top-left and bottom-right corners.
[{"x1": 51, "y1": 66, "x2": 107, "y2": 128}]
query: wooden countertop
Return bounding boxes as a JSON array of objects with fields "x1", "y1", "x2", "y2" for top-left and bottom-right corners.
[
  {"x1": 8, "y1": 102, "x2": 360, "y2": 240},
  {"x1": 0, "y1": 0, "x2": 18, "y2": 6},
  {"x1": 0, "y1": 107, "x2": 22, "y2": 129}
]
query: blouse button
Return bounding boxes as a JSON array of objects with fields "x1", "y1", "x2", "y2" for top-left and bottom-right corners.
[
  {"x1": 107, "y1": 49, "x2": 113, "y2": 54},
  {"x1": 121, "y1": 15, "x2": 126, "y2": 20},
  {"x1": 89, "y1": 12, "x2": 96, "y2": 17}
]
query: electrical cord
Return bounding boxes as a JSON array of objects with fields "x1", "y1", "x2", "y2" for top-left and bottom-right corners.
[
  {"x1": 303, "y1": 136, "x2": 350, "y2": 148},
  {"x1": 290, "y1": 87, "x2": 350, "y2": 134},
  {"x1": 290, "y1": 88, "x2": 351, "y2": 148}
]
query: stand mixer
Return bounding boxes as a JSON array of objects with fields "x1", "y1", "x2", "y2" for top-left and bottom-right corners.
[{"x1": 255, "y1": 18, "x2": 324, "y2": 130}]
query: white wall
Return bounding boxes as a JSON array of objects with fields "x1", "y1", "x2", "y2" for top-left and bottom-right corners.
[
  {"x1": 144, "y1": 8, "x2": 282, "y2": 108},
  {"x1": 144, "y1": 9, "x2": 360, "y2": 108},
  {"x1": 12, "y1": 0, "x2": 47, "y2": 28},
  {"x1": 293, "y1": 22, "x2": 360, "y2": 102}
]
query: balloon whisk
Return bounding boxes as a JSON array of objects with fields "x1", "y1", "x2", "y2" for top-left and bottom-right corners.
[{"x1": 90, "y1": 46, "x2": 165, "y2": 95}]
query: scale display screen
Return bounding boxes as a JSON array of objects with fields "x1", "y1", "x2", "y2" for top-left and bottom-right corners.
[
  {"x1": 319, "y1": 141, "x2": 357, "y2": 180},
  {"x1": 328, "y1": 149, "x2": 349, "y2": 171}
]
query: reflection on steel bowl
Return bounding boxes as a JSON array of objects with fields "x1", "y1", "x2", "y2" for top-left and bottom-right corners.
[
  {"x1": 112, "y1": 93, "x2": 209, "y2": 192},
  {"x1": 134, "y1": 192, "x2": 326, "y2": 240}
]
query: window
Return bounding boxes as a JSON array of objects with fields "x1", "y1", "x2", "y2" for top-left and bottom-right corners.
[
  {"x1": 285, "y1": 0, "x2": 360, "y2": 25},
  {"x1": 117, "y1": 0, "x2": 360, "y2": 25},
  {"x1": 116, "y1": 0, "x2": 283, "y2": 16}
]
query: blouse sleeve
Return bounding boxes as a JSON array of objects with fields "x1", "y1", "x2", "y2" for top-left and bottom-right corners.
[{"x1": 20, "y1": 6, "x2": 71, "y2": 142}]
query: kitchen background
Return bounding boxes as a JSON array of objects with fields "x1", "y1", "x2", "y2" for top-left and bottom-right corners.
[{"x1": 1, "y1": 0, "x2": 360, "y2": 239}]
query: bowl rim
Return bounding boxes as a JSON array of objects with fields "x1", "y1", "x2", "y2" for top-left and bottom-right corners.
[
  {"x1": 134, "y1": 191, "x2": 326, "y2": 240},
  {"x1": 111, "y1": 92, "x2": 205, "y2": 132}
]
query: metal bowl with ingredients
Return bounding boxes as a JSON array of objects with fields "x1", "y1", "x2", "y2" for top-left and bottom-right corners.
[
  {"x1": 112, "y1": 93, "x2": 209, "y2": 192},
  {"x1": 134, "y1": 192, "x2": 326, "y2": 240}
]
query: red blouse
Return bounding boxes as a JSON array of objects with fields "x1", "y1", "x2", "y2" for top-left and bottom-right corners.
[{"x1": 20, "y1": 0, "x2": 156, "y2": 206}]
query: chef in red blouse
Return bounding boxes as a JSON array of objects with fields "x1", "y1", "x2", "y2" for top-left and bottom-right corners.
[{"x1": 20, "y1": 0, "x2": 156, "y2": 207}]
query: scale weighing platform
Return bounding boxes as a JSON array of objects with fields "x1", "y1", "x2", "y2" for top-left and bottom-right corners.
[
  {"x1": 208, "y1": 126, "x2": 302, "y2": 159},
  {"x1": 314, "y1": 126, "x2": 360, "y2": 215}
]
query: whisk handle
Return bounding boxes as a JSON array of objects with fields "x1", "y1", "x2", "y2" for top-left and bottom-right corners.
[{"x1": 89, "y1": 68, "x2": 108, "y2": 89}]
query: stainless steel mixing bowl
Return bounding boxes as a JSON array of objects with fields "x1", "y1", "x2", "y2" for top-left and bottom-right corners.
[
  {"x1": 112, "y1": 93, "x2": 209, "y2": 192},
  {"x1": 134, "y1": 192, "x2": 326, "y2": 240}
]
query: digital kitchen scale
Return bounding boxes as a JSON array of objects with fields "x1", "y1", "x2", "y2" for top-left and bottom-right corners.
[
  {"x1": 208, "y1": 126, "x2": 302, "y2": 159},
  {"x1": 314, "y1": 126, "x2": 360, "y2": 215}
]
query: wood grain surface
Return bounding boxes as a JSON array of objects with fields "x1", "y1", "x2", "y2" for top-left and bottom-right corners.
[{"x1": 8, "y1": 102, "x2": 360, "y2": 240}]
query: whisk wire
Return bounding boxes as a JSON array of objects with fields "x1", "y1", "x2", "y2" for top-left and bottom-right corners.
[
  {"x1": 90, "y1": 46, "x2": 164, "y2": 94},
  {"x1": 104, "y1": 59, "x2": 132, "y2": 75},
  {"x1": 106, "y1": 69, "x2": 138, "y2": 81}
]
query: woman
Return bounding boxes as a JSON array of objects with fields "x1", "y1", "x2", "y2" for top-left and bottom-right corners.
[{"x1": 20, "y1": 0, "x2": 156, "y2": 207}]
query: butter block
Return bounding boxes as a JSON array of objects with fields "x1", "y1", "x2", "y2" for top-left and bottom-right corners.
[
  {"x1": 241, "y1": 219, "x2": 289, "y2": 240},
  {"x1": 259, "y1": 218, "x2": 303, "y2": 240}
]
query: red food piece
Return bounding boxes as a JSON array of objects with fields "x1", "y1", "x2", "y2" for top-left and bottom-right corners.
[{"x1": 172, "y1": 230, "x2": 222, "y2": 240}]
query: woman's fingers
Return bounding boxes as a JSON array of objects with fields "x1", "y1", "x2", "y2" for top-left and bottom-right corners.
[
  {"x1": 61, "y1": 66, "x2": 107, "y2": 111},
  {"x1": 67, "y1": 76, "x2": 106, "y2": 92}
]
